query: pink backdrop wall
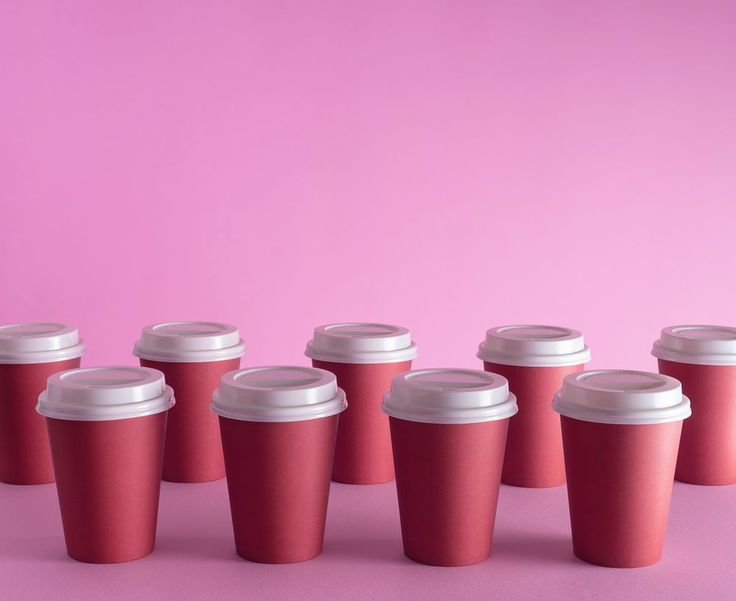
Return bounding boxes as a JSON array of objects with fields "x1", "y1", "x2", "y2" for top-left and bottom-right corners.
[
  {"x1": 2, "y1": 2, "x2": 736, "y2": 600},
  {"x1": 2, "y1": 1, "x2": 734, "y2": 371}
]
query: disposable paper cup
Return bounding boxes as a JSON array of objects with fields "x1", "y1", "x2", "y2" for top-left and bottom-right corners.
[
  {"x1": 134, "y1": 322, "x2": 245, "y2": 482},
  {"x1": 382, "y1": 368, "x2": 517, "y2": 566},
  {"x1": 38, "y1": 367, "x2": 174, "y2": 563},
  {"x1": 0, "y1": 323, "x2": 85, "y2": 484},
  {"x1": 478, "y1": 325, "x2": 590, "y2": 487},
  {"x1": 212, "y1": 366, "x2": 346, "y2": 563},
  {"x1": 553, "y1": 370, "x2": 691, "y2": 567},
  {"x1": 311, "y1": 360, "x2": 411, "y2": 484},
  {"x1": 306, "y1": 323, "x2": 417, "y2": 484},
  {"x1": 653, "y1": 325, "x2": 736, "y2": 485}
]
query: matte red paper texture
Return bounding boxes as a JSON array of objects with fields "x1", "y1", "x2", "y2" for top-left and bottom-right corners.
[
  {"x1": 219, "y1": 415, "x2": 338, "y2": 563},
  {"x1": 0, "y1": 358, "x2": 80, "y2": 484},
  {"x1": 484, "y1": 361, "x2": 584, "y2": 488},
  {"x1": 561, "y1": 416, "x2": 682, "y2": 568},
  {"x1": 389, "y1": 416, "x2": 508, "y2": 566},
  {"x1": 658, "y1": 359, "x2": 736, "y2": 485},
  {"x1": 312, "y1": 360, "x2": 411, "y2": 484},
  {"x1": 140, "y1": 358, "x2": 240, "y2": 482},
  {"x1": 45, "y1": 412, "x2": 167, "y2": 563}
]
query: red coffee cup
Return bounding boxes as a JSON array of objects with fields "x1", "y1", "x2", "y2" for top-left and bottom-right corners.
[
  {"x1": 382, "y1": 368, "x2": 517, "y2": 566},
  {"x1": 653, "y1": 325, "x2": 736, "y2": 485},
  {"x1": 553, "y1": 370, "x2": 691, "y2": 567},
  {"x1": 478, "y1": 325, "x2": 590, "y2": 487},
  {"x1": 212, "y1": 366, "x2": 346, "y2": 563},
  {"x1": 134, "y1": 321, "x2": 244, "y2": 482},
  {"x1": 38, "y1": 366, "x2": 174, "y2": 563},
  {"x1": 0, "y1": 323, "x2": 85, "y2": 484},
  {"x1": 306, "y1": 322, "x2": 417, "y2": 484}
]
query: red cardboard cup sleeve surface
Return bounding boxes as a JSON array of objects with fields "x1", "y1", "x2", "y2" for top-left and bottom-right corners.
[
  {"x1": 311, "y1": 360, "x2": 411, "y2": 484},
  {"x1": 46, "y1": 412, "x2": 167, "y2": 563},
  {"x1": 478, "y1": 325, "x2": 591, "y2": 488},
  {"x1": 652, "y1": 324, "x2": 736, "y2": 486},
  {"x1": 0, "y1": 358, "x2": 80, "y2": 484},
  {"x1": 305, "y1": 322, "x2": 418, "y2": 485},
  {"x1": 382, "y1": 368, "x2": 517, "y2": 566},
  {"x1": 658, "y1": 360, "x2": 736, "y2": 484},
  {"x1": 483, "y1": 362, "x2": 583, "y2": 487},
  {"x1": 37, "y1": 366, "x2": 174, "y2": 563},
  {"x1": 561, "y1": 416, "x2": 682, "y2": 568},
  {"x1": 140, "y1": 358, "x2": 240, "y2": 482},
  {"x1": 553, "y1": 369, "x2": 691, "y2": 568},
  {"x1": 211, "y1": 366, "x2": 347, "y2": 563},
  {"x1": 134, "y1": 321, "x2": 246, "y2": 483},
  {"x1": 389, "y1": 417, "x2": 508, "y2": 566},
  {"x1": 0, "y1": 322, "x2": 85, "y2": 485},
  {"x1": 219, "y1": 415, "x2": 338, "y2": 563}
]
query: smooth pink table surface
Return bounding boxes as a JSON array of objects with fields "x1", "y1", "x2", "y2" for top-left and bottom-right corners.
[{"x1": 1, "y1": 478, "x2": 733, "y2": 600}]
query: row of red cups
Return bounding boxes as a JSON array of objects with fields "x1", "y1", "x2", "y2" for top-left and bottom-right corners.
[{"x1": 0, "y1": 322, "x2": 734, "y2": 567}]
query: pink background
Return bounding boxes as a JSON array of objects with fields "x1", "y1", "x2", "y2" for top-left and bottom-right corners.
[{"x1": 1, "y1": 1, "x2": 735, "y2": 599}]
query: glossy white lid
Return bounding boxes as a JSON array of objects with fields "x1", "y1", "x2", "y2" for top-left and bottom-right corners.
[
  {"x1": 0, "y1": 323, "x2": 85, "y2": 364},
  {"x1": 211, "y1": 366, "x2": 347, "y2": 423},
  {"x1": 382, "y1": 368, "x2": 518, "y2": 425},
  {"x1": 37, "y1": 366, "x2": 174, "y2": 421},
  {"x1": 552, "y1": 369, "x2": 691, "y2": 425},
  {"x1": 133, "y1": 321, "x2": 245, "y2": 363},
  {"x1": 305, "y1": 322, "x2": 417, "y2": 364},
  {"x1": 652, "y1": 325, "x2": 736, "y2": 366},
  {"x1": 477, "y1": 325, "x2": 590, "y2": 367}
]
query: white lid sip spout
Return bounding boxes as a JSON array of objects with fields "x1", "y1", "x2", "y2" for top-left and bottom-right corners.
[
  {"x1": 552, "y1": 370, "x2": 691, "y2": 425},
  {"x1": 382, "y1": 368, "x2": 518, "y2": 425},
  {"x1": 478, "y1": 325, "x2": 590, "y2": 367},
  {"x1": 0, "y1": 323, "x2": 85, "y2": 364},
  {"x1": 133, "y1": 321, "x2": 245, "y2": 363},
  {"x1": 305, "y1": 322, "x2": 417, "y2": 364},
  {"x1": 37, "y1": 366, "x2": 174, "y2": 421},
  {"x1": 652, "y1": 325, "x2": 736, "y2": 366},
  {"x1": 211, "y1": 366, "x2": 347, "y2": 423}
]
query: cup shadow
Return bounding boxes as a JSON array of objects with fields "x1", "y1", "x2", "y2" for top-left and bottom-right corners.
[
  {"x1": 154, "y1": 534, "x2": 239, "y2": 562},
  {"x1": 0, "y1": 536, "x2": 69, "y2": 562},
  {"x1": 492, "y1": 533, "x2": 576, "y2": 564},
  {"x1": 323, "y1": 534, "x2": 409, "y2": 564}
]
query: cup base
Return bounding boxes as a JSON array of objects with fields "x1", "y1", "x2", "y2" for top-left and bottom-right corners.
[
  {"x1": 331, "y1": 475, "x2": 394, "y2": 485},
  {"x1": 162, "y1": 473, "x2": 225, "y2": 484},
  {"x1": 0, "y1": 476, "x2": 55, "y2": 486},
  {"x1": 675, "y1": 474, "x2": 736, "y2": 486},
  {"x1": 235, "y1": 547, "x2": 323, "y2": 564},
  {"x1": 573, "y1": 548, "x2": 661, "y2": 569},
  {"x1": 404, "y1": 549, "x2": 491, "y2": 567},
  {"x1": 67, "y1": 546, "x2": 155, "y2": 564},
  {"x1": 500, "y1": 478, "x2": 565, "y2": 488}
]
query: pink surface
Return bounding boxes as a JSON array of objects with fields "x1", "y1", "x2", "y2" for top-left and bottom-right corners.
[
  {"x1": 1, "y1": 0, "x2": 735, "y2": 598},
  {"x1": 1, "y1": 480, "x2": 735, "y2": 600}
]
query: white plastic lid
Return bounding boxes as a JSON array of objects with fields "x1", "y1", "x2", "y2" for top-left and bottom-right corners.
[
  {"x1": 0, "y1": 323, "x2": 85, "y2": 365},
  {"x1": 305, "y1": 322, "x2": 417, "y2": 364},
  {"x1": 652, "y1": 325, "x2": 736, "y2": 366},
  {"x1": 477, "y1": 325, "x2": 590, "y2": 367},
  {"x1": 37, "y1": 366, "x2": 174, "y2": 422},
  {"x1": 211, "y1": 366, "x2": 347, "y2": 423},
  {"x1": 133, "y1": 321, "x2": 245, "y2": 363},
  {"x1": 552, "y1": 370, "x2": 691, "y2": 425},
  {"x1": 381, "y1": 368, "x2": 518, "y2": 425}
]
